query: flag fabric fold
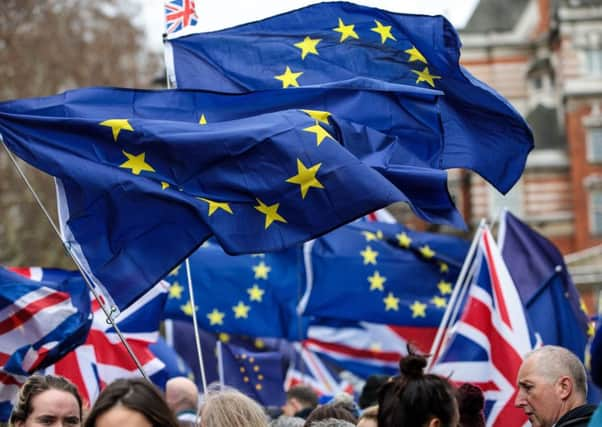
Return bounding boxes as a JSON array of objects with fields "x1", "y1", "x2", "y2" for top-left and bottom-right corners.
[
  {"x1": 166, "y1": 1, "x2": 533, "y2": 194},
  {"x1": 0, "y1": 84, "x2": 461, "y2": 310}
]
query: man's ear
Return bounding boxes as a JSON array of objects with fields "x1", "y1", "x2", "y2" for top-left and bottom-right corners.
[
  {"x1": 556, "y1": 375, "x2": 573, "y2": 400},
  {"x1": 427, "y1": 417, "x2": 441, "y2": 427}
]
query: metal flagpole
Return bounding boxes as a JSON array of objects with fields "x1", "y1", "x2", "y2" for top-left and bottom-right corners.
[
  {"x1": 216, "y1": 340, "x2": 224, "y2": 386},
  {"x1": 184, "y1": 258, "x2": 209, "y2": 394},
  {"x1": 2, "y1": 140, "x2": 150, "y2": 380},
  {"x1": 427, "y1": 219, "x2": 486, "y2": 370}
]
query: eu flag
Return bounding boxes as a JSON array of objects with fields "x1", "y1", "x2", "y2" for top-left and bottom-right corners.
[
  {"x1": 0, "y1": 85, "x2": 459, "y2": 311},
  {"x1": 499, "y1": 211, "x2": 590, "y2": 359},
  {"x1": 167, "y1": 1, "x2": 533, "y2": 194},
  {"x1": 163, "y1": 240, "x2": 305, "y2": 339},
  {"x1": 300, "y1": 221, "x2": 469, "y2": 326}
]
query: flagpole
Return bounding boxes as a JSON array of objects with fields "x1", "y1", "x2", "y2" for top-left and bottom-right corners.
[
  {"x1": 184, "y1": 258, "x2": 209, "y2": 394},
  {"x1": 216, "y1": 340, "x2": 224, "y2": 386},
  {"x1": 2, "y1": 140, "x2": 150, "y2": 381},
  {"x1": 427, "y1": 219, "x2": 486, "y2": 370}
]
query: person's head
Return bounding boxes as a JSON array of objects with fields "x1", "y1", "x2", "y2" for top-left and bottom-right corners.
[
  {"x1": 358, "y1": 375, "x2": 388, "y2": 409},
  {"x1": 307, "y1": 419, "x2": 355, "y2": 427},
  {"x1": 378, "y1": 352, "x2": 458, "y2": 427},
  {"x1": 166, "y1": 377, "x2": 199, "y2": 414},
  {"x1": 282, "y1": 386, "x2": 318, "y2": 417},
  {"x1": 199, "y1": 387, "x2": 268, "y2": 427},
  {"x1": 456, "y1": 383, "x2": 485, "y2": 427},
  {"x1": 302, "y1": 403, "x2": 357, "y2": 427},
  {"x1": 269, "y1": 415, "x2": 305, "y2": 427},
  {"x1": 515, "y1": 345, "x2": 587, "y2": 427},
  {"x1": 83, "y1": 378, "x2": 179, "y2": 427},
  {"x1": 10, "y1": 375, "x2": 83, "y2": 427},
  {"x1": 357, "y1": 405, "x2": 378, "y2": 427}
]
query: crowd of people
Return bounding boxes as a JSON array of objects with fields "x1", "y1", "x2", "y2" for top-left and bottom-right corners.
[{"x1": 7, "y1": 345, "x2": 600, "y2": 427}]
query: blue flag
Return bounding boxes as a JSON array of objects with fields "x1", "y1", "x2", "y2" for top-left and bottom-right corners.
[
  {"x1": 0, "y1": 267, "x2": 92, "y2": 376},
  {"x1": 499, "y1": 211, "x2": 590, "y2": 359},
  {"x1": 149, "y1": 337, "x2": 194, "y2": 390},
  {"x1": 0, "y1": 85, "x2": 460, "y2": 311},
  {"x1": 163, "y1": 241, "x2": 305, "y2": 339},
  {"x1": 166, "y1": 1, "x2": 533, "y2": 194},
  {"x1": 300, "y1": 221, "x2": 469, "y2": 326}
]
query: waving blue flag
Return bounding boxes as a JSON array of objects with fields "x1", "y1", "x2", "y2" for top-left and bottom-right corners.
[
  {"x1": 0, "y1": 85, "x2": 461, "y2": 311},
  {"x1": 167, "y1": 1, "x2": 533, "y2": 194},
  {"x1": 300, "y1": 221, "x2": 469, "y2": 326},
  {"x1": 163, "y1": 241, "x2": 304, "y2": 339}
]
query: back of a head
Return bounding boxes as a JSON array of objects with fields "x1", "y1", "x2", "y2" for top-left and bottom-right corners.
[
  {"x1": 200, "y1": 388, "x2": 268, "y2": 427},
  {"x1": 358, "y1": 375, "x2": 389, "y2": 409},
  {"x1": 456, "y1": 383, "x2": 485, "y2": 427},
  {"x1": 84, "y1": 378, "x2": 179, "y2": 427},
  {"x1": 308, "y1": 419, "x2": 356, "y2": 427},
  {"x1": 378, "y1": 353, "x2": 457, "y2": 427},
  {"x1": 166, "y1": 376, "x2": 199, "y2": 413},
  {"x1": 526, "y1": 345, "x2": 588, "y2": 400},
  {"x1": 303, "y1": 403, "x2": 357, "y2": 427},
  {"x1": 287, "y1": 386, "x2": 319, "y2": 409},
  {"x1": 270, "y1": 415, "x2": 305, "y2": 427}
]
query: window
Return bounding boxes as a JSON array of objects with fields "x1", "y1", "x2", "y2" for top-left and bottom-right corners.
[
  {"x1": 587, "y1": 127, "x2": 602, "y2": 163},
  {"x1": 585, "y1": 48, "x2": 602, "y2": 76},
  {"x1": 590, "y1": 190, "x2": 602, "y2": 235}
]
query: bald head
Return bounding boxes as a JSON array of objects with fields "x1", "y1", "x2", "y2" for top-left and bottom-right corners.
[
  {"x1": 166, "y1": 377, "x2": 199, "y2": 414},
  {"x1": 523, "y1": 346, "x2": 587, "y2": 399}
]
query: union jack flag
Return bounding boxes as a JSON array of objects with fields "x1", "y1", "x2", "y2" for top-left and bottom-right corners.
[
  {"x1": 431, "y1": 227, "x2": 535, "y2": 427},
  {"x1": 164, "y1": 0, "x2": 198, "y2": 34}
]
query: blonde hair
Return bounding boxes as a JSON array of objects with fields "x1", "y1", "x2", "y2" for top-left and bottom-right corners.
[{"x1": 200, "y1": 387, "x2": 268, "y2": 427}]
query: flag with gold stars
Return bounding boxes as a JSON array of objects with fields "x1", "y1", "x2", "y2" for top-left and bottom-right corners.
[
  {"x1": 162, "y1": 240, "x2": 304, "y2": 339},
  {"x1": 499, "y1": 211, "x2": 590, "y2": 362},
  {"x1": 0, "y1": 83, "x2": 459, "y2": 311},
  {"x1": 167, "y1": 1, "x2": 533, "y2": 195},
  {"x1": 299, "y1": 220, "x2": 468, "y2": 327}
]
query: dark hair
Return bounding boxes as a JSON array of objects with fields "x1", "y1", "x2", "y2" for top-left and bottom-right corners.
[
  {"x1": 83, "y1": 378, "x2": 178, "y2": 427},
  {"x1": 286, "y1": 386, "x2": 319, "y2": 409},
  {"x1": 358, "y1": 375, "x2": 389, "y2": 409},
  {"x1": 378, "y1": 352, "x2": 457, "y2": 427},
  {"x1": 456, "y1": 383, "x2": 485, "y2": 427},
  {"x1": 303, "y1": 403, "x2": 357, "y2": 427},
  {"x1": 10, "y1": 375, "x2": 83, "y2": 426}
]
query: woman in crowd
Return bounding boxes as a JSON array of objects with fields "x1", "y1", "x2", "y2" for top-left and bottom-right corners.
[
  {"x1": 83, "y1": 377, "x2": 178, "y2": 427},
  {"x1": 378, "y1": 351, "x2": 459, "y2": 427},
  {"x1": 10, "y1": 374, "x2": 83, "y2": 427},
  {"x1": 199, "y1": 387, "x2": 268, "y2": 427}
]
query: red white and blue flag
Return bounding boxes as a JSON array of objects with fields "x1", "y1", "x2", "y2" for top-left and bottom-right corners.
[
  {"x1": 431, "y1": 228, "x2": 534, "y2": 427},
  {"x1": 164, "y1": 0, "x2": 198, "y2": 34}
]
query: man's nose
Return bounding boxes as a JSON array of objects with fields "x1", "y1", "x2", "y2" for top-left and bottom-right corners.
[{"x1": 514, "y1": 390, "x2": 526, "y2": 407}]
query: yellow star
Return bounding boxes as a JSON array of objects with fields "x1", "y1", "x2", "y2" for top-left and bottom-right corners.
[
  {"x1": 410, "y1": 300, "x2": 427, "y2": 318},
  {"x1": 207, "y1": 308, "x2": 225, "y2": 325},
  {"x1": 383, "y1": 292, "x2": 400, "y2": 311},
  {"x1": 169, "y1": 265, "x2": 181, "y2": 276},
  {"x1": 404, "y1": 46, "x2": 427, "y2": 63},
  {"x1": 100, "y1": 119, "x2": 133, "y2": 142},
  {"x1": 360, "y1": 246, "x2": 379, "y2": 265},
  {"x1": 199, "y1": 113, "x2": 207, "y2": 125},
  {"x1": 294, "y1": 36, "x2": 321, "y2": 59},
  {"x1": 368, "y1": 271, "x2": 386, "y2": 291},
  {"x1": 589, "y1": 322, "x2": 596, "y2": 337},
  {"x1": 197, "y1": 197, "x2": 233, "y2": 216},
  {"x1": 419, "y1": 245, "x2": 436, "y2": 259},
  {"x1": 274, "y1": 66, "x2": 303, "y2": 88},
  {"x1": 431, "y1": 296, "x2": 447, "y2": 308},
  {"x1": 247, "y1": 284, "x2": 265, "y2": 302},
  {"x1": 301, "y1": 109, "x2": 331, "y2": 124},
  {"x1": 232, "y1": 301, "x2": 251, "y2": 319},
  {"x1": 286, "y1": 159, "x2": 324, "y2": 199},
  {"x1": 161, "y1": 181, "x2": 170, "y2": 190},
  {"x1": 169, "y1": 282, "x2": 184, "y2": 299},
  {"x1": 254, "y1": 198, "x2": 287, "y2": 229},
  {"x1": 362, "y1": 231, "x2": 382, "y2": 242},
  {"x1": 439, "y1": 262, "x2": 449, "y2": 273},
  {"x1": 181, "y1": 300, "x2": 197, "y2": 317},
  {"x1": 333, "y1": 18, "x2": 359, "y2": 42},
  {"x1": 371, "y1": 20, "x2": 396, "y2": 44},
  {"x1": 438, "y1": 280, "x2": 452, "y2": 295},
  {"x1": 252, "y1": 261, "x2": 271, "y2": 280},
  {"x1": 303, "y1": 121, "x2": 334, "y2": 146},
  {"x1": 218, "y1": 332, "x2": 230, "y2": 342},
  {"x1": 254, "y1": 338, "x2": 265, "y2": 349},
  {"x1": 369, "y1": 342, "x2": 382, "y2": 352},
  {"x1": 396, "y1": 232, "x2": 412, "y2": 248},
  {"x1": 580, "y1": 298, "x2": 589, "y2": 314},
  {"x1": 411, "y1": 66, "x2": 442, "y2": 88},
  {"x1": 119, "y1": 150, "x2": 156, "y2": 176}
]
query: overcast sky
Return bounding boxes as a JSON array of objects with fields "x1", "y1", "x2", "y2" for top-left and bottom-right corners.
[{"x1": 141, "y1": 1, "x2": 479, "y2": 51}]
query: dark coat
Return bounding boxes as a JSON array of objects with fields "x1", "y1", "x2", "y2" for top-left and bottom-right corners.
[{"x1": 555, "y1": 404, "x2": 597, "y2": 427}]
